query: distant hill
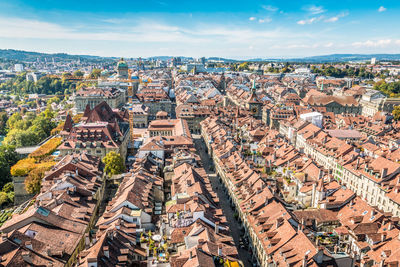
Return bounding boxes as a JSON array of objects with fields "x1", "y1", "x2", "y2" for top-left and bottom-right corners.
[
  {"x1": 0, "y1": 49, "x2": 116, "y2": 62},
  {"x1": 146, "y1": 56, "x2": 194, "y2": 61},
  {"x1": 250, "y1": 54, "x2": 400, "y2": 63},
  {"x1": 2, "y1": 49, "x2": 400, "y2": 63}
]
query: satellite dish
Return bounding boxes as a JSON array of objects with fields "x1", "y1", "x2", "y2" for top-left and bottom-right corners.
[{"x1": 305, "y1": 250, "x2": 311, "y2": 256}]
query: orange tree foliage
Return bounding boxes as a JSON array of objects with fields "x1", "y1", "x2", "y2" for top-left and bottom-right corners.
[
  {"x1": 10, "y1": 158, "x2": 36, "y2": 177},
  {"x1": 11, "y1": 158, "x2": 55, "y2": 177},
  {"x1": 11, "y1": 136, "x2": 61, "y2": 177},
  {"x1": 72, "y1": 114, "x2": 83, "y2": 123},
  {"x1": 25, "y1": 166, "x2": 47, "y2": 194},
  {"x1": 50, "y1": 122, "x2": 65, "y2": 135},
  {"x1": 29, "y1": 137, "x2": 62, "y2": 160}
]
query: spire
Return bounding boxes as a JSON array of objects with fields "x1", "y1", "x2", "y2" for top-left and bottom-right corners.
[
  {"x1": 250, "y1": 79, "x2": 256, "y2": 95},
  {"x1": 63, "y1": 113, "x2": 73, "y2": 132},
  {"x1": 321, "y1": 80, "x2": 324, "y2": 91}
]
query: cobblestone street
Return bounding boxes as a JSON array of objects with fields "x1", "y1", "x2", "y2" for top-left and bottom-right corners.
[{"x1": 193, "y1": 135, "x2": 253, "y2": 267}]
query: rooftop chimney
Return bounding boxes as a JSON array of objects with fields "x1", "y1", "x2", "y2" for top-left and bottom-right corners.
[
  {"x1": 218, "y1": 244, "x2": 223, "y2": 256},
  {"x1": 381, "y1": 232, "x2": 387, "y2": 242},
  {"x1": 302, "y1": 254, "x2": 308, "y2": 267},
  {"x1": 21, "y1": 251, "x2": 32, "y2": 264},
  {"x1": 85, "y1": 233, "x2": 90, "y2": 248},
  {"x1": 215, "y1": 222, "x2": 219, "y2": 234},
  {"x1": 25, "y1": 241, "x2": 33, "y2": 250},
  {"x1": 103, "y1": 246, "x2": 110, "y2": 258}
]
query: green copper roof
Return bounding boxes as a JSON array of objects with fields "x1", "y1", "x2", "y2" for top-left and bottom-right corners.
[{"x1": 117, "y1": 58, "x2": 128, "y2": 68}]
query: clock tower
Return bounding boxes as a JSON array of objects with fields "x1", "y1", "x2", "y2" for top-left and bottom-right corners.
[{"x1": 246, "y1": 79, "x2": 262, "y2": 119}]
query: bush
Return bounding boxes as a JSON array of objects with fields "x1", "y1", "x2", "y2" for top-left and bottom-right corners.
[
  {"x1": 2, "y1": 182, "x2": 13, "y2": 193},
  {"x1": 0, "y1": 192, "x2": 9, "y2": 206},
  {"x1": 7, "y1": 192, "x2": 14, "y2": 203}
]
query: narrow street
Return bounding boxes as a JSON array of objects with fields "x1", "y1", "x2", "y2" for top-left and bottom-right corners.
[{"x1": 193, "y1": 135, "x2": 253, "y2": 267}]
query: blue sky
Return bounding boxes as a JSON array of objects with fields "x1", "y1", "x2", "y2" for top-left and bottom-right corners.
[{"x1": 0, "y1": 0, "x2": 399, "y2": 59}]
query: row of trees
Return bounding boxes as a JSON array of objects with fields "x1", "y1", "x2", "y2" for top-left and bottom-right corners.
[
  {"x1": 374, "y1": 80, "x2": 400, "y2": 97},
  {"x1": 311, "y1": 65, "x2": 374, "y2": 79},
  {"x1": 0, "y1": 72, "x2": 75, "y2": 96},
  {"x1": 0, "y1": 68, "x2": 104, "y2": 96}
]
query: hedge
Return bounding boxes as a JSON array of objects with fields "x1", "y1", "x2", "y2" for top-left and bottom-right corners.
[
  {"x1": 30, "y1": 137, "x2": 62, "y2": 159},
  {"x1": 11, "y1": 136, "x2": 61, "y2": 177},
  {"x1": 10, "y1": 158, "x2": 36, "y2": 177},
  {"x1": 11, "y1": 158, "x2": 56, "y2": 177}
]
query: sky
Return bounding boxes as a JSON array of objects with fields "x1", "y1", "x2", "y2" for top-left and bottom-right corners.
[{"x1": 0, "y1": 0, "x2": 399, "y2": 59}]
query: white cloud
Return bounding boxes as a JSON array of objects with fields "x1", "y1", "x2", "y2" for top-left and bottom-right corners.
[
  {"x1": 352, "y1": 39, "x2": 392, "y2": 47},
  {"x1": 297, "y1": 16, "x2": 323, "y2": 25},
  {"x1": 258, "y1": 17, "x2": 272, "y2": 23},
  {"x1": 262, "y1": 5, "x2": 278, "y2": 12},
  {"x1": 325, "y1": 17, "x2": 338, "y2": 23},
  {"x1": 249, "y1": 17, "x2": 256, "y2": 21},
  {"x1": 378, "y1": 6, "x2": 386, "y2": 12},
  {"x1": 4, "y1": 15, "x2": 399, "y2": 58},
  {"x1": 325, "y1": 12, "x2": 349, "y2": 23},
  {"x1": 306, "y1": 5, "x2": 325, "y2": 15}
]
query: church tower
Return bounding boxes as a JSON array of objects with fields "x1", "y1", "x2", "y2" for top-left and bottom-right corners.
[
  {"x1": 246, "y1": 80, "x2": 262, "y2": 119},
  {"x1": 218, "y1": 73, "x2": 226, "y2": 94}
]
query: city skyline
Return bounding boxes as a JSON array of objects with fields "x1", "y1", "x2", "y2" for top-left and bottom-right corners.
[{"x1": 0, "y1": 0, "x2": 400, "y2": 59}]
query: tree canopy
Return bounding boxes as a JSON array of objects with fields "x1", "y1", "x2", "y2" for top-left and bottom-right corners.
[
  {"x1": 0, "y1": 72, "x2": 74, "y2": 95},
  {"x1": 393, "y1": 105, "x2": 400, "y2": 121},
  {"x1": 25, "y1": 167, "x2": 46, "y2": 194},
  {"x1": 73, "y1": 70, "x2": 84, "y2": 77},
  {"x1": 374, "y1": 81, "x2": 400, "y2": 97},
  {"x1": 0, "y1": 112, "x2": 8, "y2": 136},
  {"x1": 89, "y1": 69, "x2": 102, "y2": 79},
  {"x1": 102, "y1": 151, "x2": 125, "y2": 176},
  {"x1": 311, "y1": 65, "x2": 374, "y2": 79},
  {"x1": 3, "y1": 108, "x2": 57, "y2": 148},
  {"x1": 0, "y1": 145, "x2": 18, "y2": 189}
]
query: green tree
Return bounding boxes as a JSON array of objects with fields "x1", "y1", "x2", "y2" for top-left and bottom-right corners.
[
  {"x1": 0, "y1": 145, "x2": 18, "y2": 188},
  {"x1": 7, "y1": 113, "x2": 23, "y2": 129},
  {"x1": 393, "y1": 105, "x2": 400, "y2": 121},
  {"x1": 0, "y1": 192, "x2": 8, "y2": 206},
  {"x1": 102, "y1": 151, "x2": 125, "y2": 176},
  {"x1": 73, "y1": 70, "x2": 84, "y2": 77},
  {"x1": 237, "y1": 62, "x2": 249, "y2": 71},
  {"x1": 90, "y1": 69, "x2": 102, "y2": 79},
  {"x1": 2, "y1": 182, "x2": 14, "y2": 193},
  {"x1": 0, "y1": 111, "x2": 8, "y2": 135},
  {"x1": 7, "y1": 191, "x2": 14, "y2": 203},
  {"x1": 47, "y1": 96, "x2": 61, "y2": 105},
  {"x1": 4, "y1": 129, "x2": 40, "y2": 147}
]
